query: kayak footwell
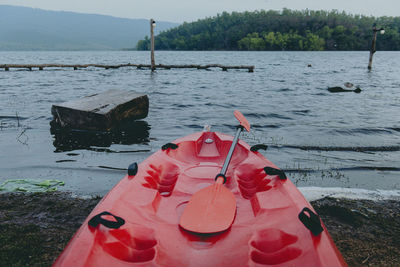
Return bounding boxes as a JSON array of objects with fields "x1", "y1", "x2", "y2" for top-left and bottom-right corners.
[{"x1": 54, "y1": 131, "x2": 346, "y2": 266}]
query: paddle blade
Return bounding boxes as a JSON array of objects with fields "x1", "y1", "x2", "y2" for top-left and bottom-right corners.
[
  {"x1": 234, "y1": 110, "x2": 250, "y2": 132},
  {"x1": 179, "y1": 183, "x2": 236, "y2": 234}
]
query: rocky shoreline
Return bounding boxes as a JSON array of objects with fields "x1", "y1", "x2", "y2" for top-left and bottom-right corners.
[{"x1": 0, "y1": 192, "x2": 399, "y2": 266}]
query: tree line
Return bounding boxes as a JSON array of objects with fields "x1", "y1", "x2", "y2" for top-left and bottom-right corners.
[{"x1": 137, "y1": 9, "x2": 400, "y2": 51}]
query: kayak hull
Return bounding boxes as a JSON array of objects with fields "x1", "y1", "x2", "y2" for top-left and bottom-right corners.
[{"x1": 54, "y1": 131, "x2": 346, "y2": 266}]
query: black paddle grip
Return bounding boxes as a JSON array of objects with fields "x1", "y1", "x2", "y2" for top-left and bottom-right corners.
[{"x1": 215, "y1": 174, "x2": 227, "y2": 184}]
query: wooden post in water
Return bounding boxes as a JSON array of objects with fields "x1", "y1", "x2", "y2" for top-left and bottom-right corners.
[
  {"x1": 150, "y1": 19, "x2": 156, "y2": 72},
  {"x1": 368, "y1": 24, "x2": 385, "y2": 71}
]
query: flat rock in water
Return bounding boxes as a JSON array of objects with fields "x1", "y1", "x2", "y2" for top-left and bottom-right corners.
[
  {"x1": 328, "y1": 86, "x2": 361, "y2": 93},
  {"x1": 51, "y1": 89, "x2": 148, "y2": 131}
]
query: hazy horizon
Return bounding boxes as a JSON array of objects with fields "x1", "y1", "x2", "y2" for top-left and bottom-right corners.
[{"x1": 0, "y1": 0, "x2": 399, "y2": 23}]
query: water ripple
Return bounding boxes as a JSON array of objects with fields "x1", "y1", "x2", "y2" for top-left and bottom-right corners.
[
  {"x1": 332, "y1": 128, "x2": 396, "y2": 135},
  {"x1": 1, "y1": 51, "x2": 400, "y2": 193}
]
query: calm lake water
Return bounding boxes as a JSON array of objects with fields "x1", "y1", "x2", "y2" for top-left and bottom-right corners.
[{"x1": 0, "y1": 51, "x2": 399, "y2": 196}]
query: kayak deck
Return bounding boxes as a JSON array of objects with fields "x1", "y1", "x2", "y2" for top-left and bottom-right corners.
[{"x1": 54, "y1": 131, "x2": 346, "y2": 266}]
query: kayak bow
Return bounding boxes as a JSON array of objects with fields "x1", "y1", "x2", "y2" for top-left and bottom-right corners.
[{"x1": 54, "y1": 112, "x2": 346, "y2": 267}]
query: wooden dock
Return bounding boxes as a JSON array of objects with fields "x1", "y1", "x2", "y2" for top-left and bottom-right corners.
[{"x1": 0, "y1": 63, "x2": 254, "y2": 72}]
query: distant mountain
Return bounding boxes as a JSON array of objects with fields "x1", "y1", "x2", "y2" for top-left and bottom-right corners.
[{"x1": 0, "y1": 5, "x2": 179, "y2": 50}]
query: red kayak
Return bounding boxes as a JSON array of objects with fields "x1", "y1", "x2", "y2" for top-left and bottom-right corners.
[{"x1": 54, "y1": 112, "x2": 346, "y2": 266}]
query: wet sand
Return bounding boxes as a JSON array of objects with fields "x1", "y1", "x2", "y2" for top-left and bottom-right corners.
[{"x1": 0, "y1": 192, "x2": 399, "y2": 266}]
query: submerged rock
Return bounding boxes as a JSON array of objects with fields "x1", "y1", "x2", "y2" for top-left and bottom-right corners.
[{"x1": 51, "y1": 89, "x2": 149, "y2": 131}]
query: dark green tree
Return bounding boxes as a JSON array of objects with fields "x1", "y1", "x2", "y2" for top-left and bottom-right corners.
[
  {"x1": 136, "y1": 36, "x2": 150, "y2": 50},
  {"x1": 136, "y1": 9, "x2": 400, "y2": 51}
]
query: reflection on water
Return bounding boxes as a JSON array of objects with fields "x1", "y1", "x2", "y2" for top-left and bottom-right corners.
[
  {"x1": 51, "y1": 120, "x2": 150, "y2": 152},
  {"x1": 1, "y1": 51, "x2": 400, "y2": 195}
]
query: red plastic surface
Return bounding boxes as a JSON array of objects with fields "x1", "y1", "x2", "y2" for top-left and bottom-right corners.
[{"x1": 54, "y1": 131, "x2": 347, "y2": 267}]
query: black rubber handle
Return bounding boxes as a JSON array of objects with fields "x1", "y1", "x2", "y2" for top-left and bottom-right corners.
[
  {"x1": 264, "y1": 167, "x2": 287, "y2": 180},
  {"x1": 128, "y1": 162, "x2": 138, "y2": 176},
  {"x1": 298, "y1": 207, "x2": 323, "y2": 236},
  {"x1": 162, "y1": 143, "x2": 178, "y2": 150},
  {"x1": 250, "y1": 144, "x2": 268, "y2": 152},
  {"x1": 88, "y1": 211, "x2": 125, "y2": 229}
]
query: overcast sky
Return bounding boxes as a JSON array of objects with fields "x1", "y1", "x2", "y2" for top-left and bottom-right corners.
[{"x1": 0, "y1": 0, "x2": 398, "y2": 23}]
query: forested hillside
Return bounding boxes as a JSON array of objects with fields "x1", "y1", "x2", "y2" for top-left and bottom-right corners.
[{"x1": 137, "y1": 9, "x2": 400, "y2": 51}]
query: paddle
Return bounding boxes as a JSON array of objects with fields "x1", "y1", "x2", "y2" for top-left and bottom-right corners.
[{"x1": 179, "y1": 110, "x2": 250, "y2": 234}]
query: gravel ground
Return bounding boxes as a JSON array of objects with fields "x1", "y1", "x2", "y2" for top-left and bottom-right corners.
[{"x1": 0, "y1": 192, "x2": 399, "y2": 266}]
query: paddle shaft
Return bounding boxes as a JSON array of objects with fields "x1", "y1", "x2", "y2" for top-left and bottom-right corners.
[{"x1": 220, "y1": 126, "x2": 243, "y2": 176}]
